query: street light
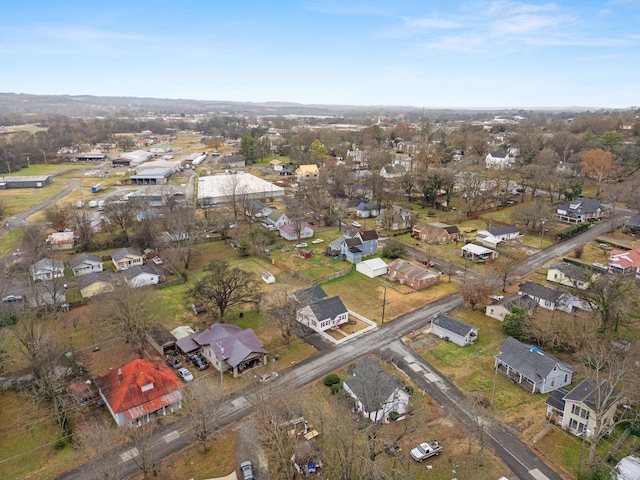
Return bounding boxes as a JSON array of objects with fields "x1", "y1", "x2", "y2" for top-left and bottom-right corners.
[{"x1": 217, "y1": 342, "x2": 225, "y2": 396}]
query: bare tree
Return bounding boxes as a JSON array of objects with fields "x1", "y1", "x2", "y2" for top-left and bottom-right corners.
[
  {"x1": 70, "y1": 207, "x2": 95, "y2": 250},
  {"x1": 92, "y1": 284, "x2": 163, "y2": 357},
  {"x1": 264, "y1": 288, "x2": 302, "y2": 345},
  {"x1": 78, "y1": 416, "x2": 122, "y2": 480},
  {"x1": 491, "y1": 247, "x2": 526, "y2": 292},
  {"x1": 125, "y1": 421, "x2": 157, "y2": 479},
  {"x1": 460, "y1": 278, "x2": 495, "y2": 310},
  {"x1": 190, "y1": 261, "x2": 260, "y2": 322},
  {"x1": 183, "y1": 381, "x2": 223, "y2": 452},
  {"x1": 103, "y1": 200, "x2": 136, "y2": 244},
  {"x1": 575, "y1": 273, "x2": 637, "y2": 332}
]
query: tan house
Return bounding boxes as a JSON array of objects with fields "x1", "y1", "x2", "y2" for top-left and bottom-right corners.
[
  {"x1": 413, "y1": 222, "x2": 462, "y2": 244},
  {"x1": 547, "y1": 263, "x2": 594, "y2": 290},
  {"x1": 546, "y1": 378, "x2": 620, "y2": 440},
  {"x1": 111, "y1": 248, "x2": 144, "y2": 271},
  {"x1": 77, "y1": 272, "x2": 115, "y2": 298},
  {"x1": 387, "y1": 259, "x2": 440, "y2": 291},
  {"x1": 295, "y1": 164, "x2": 320, "y2": 183}
]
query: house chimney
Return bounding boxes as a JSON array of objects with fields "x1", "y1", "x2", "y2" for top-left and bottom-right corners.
[{"x1": 118, "y1": 368, "x2": 123, "y2": 383}]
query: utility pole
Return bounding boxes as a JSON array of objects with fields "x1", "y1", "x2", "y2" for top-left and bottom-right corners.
[
  {"x1": 540, "y1": 218, "x2": 548, "y2": 249},
  {"x1": 381, "y1": 286, "x2": 387, "y2": 324}
]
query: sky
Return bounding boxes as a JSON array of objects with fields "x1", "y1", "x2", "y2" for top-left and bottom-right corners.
[{"x1": 1, "y1": 0, "x2": 639, "y2": 109}]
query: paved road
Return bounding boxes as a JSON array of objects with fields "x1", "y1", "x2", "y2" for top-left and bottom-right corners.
[
  {"x1": 383, "y1": 341, "x2": 562, "y2": 480},
  {"x1": 56, "y1": 208, "x2": 632, "y2": 480}
]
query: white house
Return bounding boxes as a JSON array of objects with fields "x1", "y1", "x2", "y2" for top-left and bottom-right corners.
[
  {"x1": 30, "y1": 258, "x2": 65, "y2": 282},
  {"x1": 279, "y1": 222, "x2": 314, "y2": 241},
  {"x1": 485, "y1": 150, "x2": 514, "y2": 169},
  {"x1": 356, "y1": 258, "x2": 388, "y2": 278},
  {"x1": 431, "y1": 314, "x2": 478, "y2": 347},
  {"x1": 296, "y1": 296, "x2": 348, "y2": 333},
  {"x1": 123, "y1": 265, "x2": 160, "y2": 287},
  {"x1": 69, "y1": 253, "x2": 104, "y2": 276},
  {"x1": 461, "y1": 243, "x2": 498, "y2": 262},
  {"x1": 343, "y1": 357, "x2": 410, "y2": 422}
]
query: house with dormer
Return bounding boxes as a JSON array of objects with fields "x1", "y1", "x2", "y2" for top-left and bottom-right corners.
[
  {"x1": 329, "y1": 230, "x2": 379, "y2": 263},
  {"x1": 555, "y1": 197, "x2": 605, "y2": 224},
  {"x1": 295, "y1": 164, "x2": 320, "y2": 183},
  {"x1": 380, "y1": 164, "x2": 405, "y2": 179},
  {"x1": 495, "y1": 337, "x2": 573, "y2": 394},
  {"x1": 94, "y1": 358, "x2": 184, "y2": 426}
]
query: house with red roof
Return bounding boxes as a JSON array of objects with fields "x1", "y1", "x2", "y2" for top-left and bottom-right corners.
[
  {"x1": 175, "y1": 323, "x2": 268, "y2": 377},
  {"x1": 94, "y1": 358, "x2": 184, "y2": 427},
  {"x1": 609, "y1": 248, "x2": 640, "y2": 278}
]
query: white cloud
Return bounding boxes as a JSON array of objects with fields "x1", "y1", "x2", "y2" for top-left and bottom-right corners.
[{"x1": 405, "y1": 17, "x2": 462, "y2": 29}]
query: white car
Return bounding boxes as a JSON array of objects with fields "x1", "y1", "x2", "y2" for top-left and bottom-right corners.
[
  {"x1": 295, "y1": 243, "x2": 308, "y2": 248},
  {"x1": 351, "y1": 221, "x2": 362, "y2": 228},
  {"x1": 410, "y1": 440, "x2": 442, "y2": 462},
  {"x1": 260, "y1": 372, "x2": 279, "y2": 383},
  {"x1": 311, "y1": 239, "x2": 324, "y2": 244},
  {"x1": 177, "y1": 368, "x2": 193, "y2": 382},
  {"x1": 152, "y1": 256, "x2": 163, "y2": 265}
]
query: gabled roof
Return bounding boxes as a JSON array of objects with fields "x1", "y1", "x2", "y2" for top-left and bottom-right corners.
[
  {"x1": 625, "y1": 214, "x2": 640, "y2": 228},
  {"x1": 496, "y1": 337, "x2": 572, "y2": 381},
  {"x1": 76, "y1": 272, "x2": 114, "y2": 290},
  {"x1": 610, "y1": 248, "x2": 640, "y2": 270},
  {"x1": 557, "y1": 197, "x2": 604, "y2": 215},
  {"x1": 412, "y1": 221, "x2": 428, "y2": 231},
  {"x1": 194, "y1": 323, "x2": 267, "y2": 368},
  {"x1": 267, "y1": 209, "x2": 284, "y2": 222},
  {"x1": 69, "y1": 253, "x2": 102, "y2": 269},
  {"x1": 489, "y1": 294, "x2": 537, "y2": 312},
  {"x1": 111, "y1": 247, "x2": 143, "y2": 262},
  {"x1": 293, "y1": 286, "x2": 327, "y2": 306},
  {"x1": 32, "y1": 258, "x2": 64, "y2": 271},
  {"x1": 563, "y1": 378, "x2": 621, "y2": 412},
  {"x1": 358, "y1": 258, "x2": 388, "y2": 270},
  {"x1": 461, "y1": 243, "x2": 495, "y2": 255},
  {"x1": 488, "y1": 150, "x2": 509, "y2": 158},
  {"x1": 433, "y1": 314, "x2": 476, "y2": 337},
  {"x1": 279, "y1": 222, "x2": 312, "y2": 235},
  {"x1": 123, "y1": 265, "x2": 158, "y2": 280},
  {"x1": 358, "y1": 230, "x2": 379, "y2": 241},
  {"x1": 308, "y1": 296, "x2": 348, "y2": 321},
  {"x1": 545, "y1": 388, "x2": 569, "y2": 412},
  {"x1": 519, "y1": 281, "x2": 562, "y2": 303},
  {"x1": 296, "y1": 164, "x2": 319, "y2": 175},
  {"x1": 94, "y1": 359, "x2": 183, "y2": 418},
  {"x1": 487, "y1": 225, "x2": 520, "y2": 236},
  {"x1": 356, "y1": 202, "x2": 378, "y2": 211},
  {"x1": 387, "y1": 258, "x2": 438, "y2": 281},
  {"x1": 548, "y1": 262, "x2": 591, "y2": 282},
  {"x1": 343, "y1": 357, "x2": 405, "y2": 412},
  {"x1": 345, "y1": 237, "x2": 363, "y2": 248},
  {"x1": 147, "y1": 323, "x2": 175, "y2": 348}
]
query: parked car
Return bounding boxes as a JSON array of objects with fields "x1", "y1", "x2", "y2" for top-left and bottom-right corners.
[
  {"x1": 2, "y1": 295, "x2": 24, "y2": 303},
  {"x1": 190, "y1": 354, "x2": 209, "y2": 370},
  {"x1": 295, "y1": 243, "x2": 308, "y2": 249},
  {"x1": 240, "y1": 460, "x2": 254, "y2": 480},
  {"x1": 311, "y1": 239, "x2": 324, "y2": 244},
  {"x1": 351, "y1": 221, "x2": 362, "y2": 228},
  {"x1": 421, "y1": 259, "x2": 436, "y2": 267},
  {"x1": 260, "y1": 372, "x2": 279, "y2": 383},
  {"x1": 177, "y1": 367, "x2": 193, "y2": 382},
  {"x1": 410, "y1": 440, "x2": 442, "y2": 462},
  {"x1": 152, "y1": 256, "x2": 163, "y2": 265},
  {"x1": 166, "y1": 357, "x2": 182, "y2": 369}
]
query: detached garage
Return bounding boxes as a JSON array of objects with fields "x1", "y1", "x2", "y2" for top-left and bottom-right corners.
[{"x1": 356, "y1": 258, "x2": 388, "y2": 278}]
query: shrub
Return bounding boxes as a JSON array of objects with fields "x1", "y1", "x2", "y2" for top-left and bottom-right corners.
[
  {"x1": 404, "y1": 385, "x2": 414, "y2": 396},
  {"x1": 53, "y1": 434, "x2": 67, "y2": 450},
  {"x1": 323, "y1": 374, "x2": 341, "y2": 387},
  {"x1": 382, "y1": 241, "x2": 405, "y2": 259},
  {"x1": 388, "y1": 411, "x2": 401, "y2": 421},
  {"x1": 574, "y1": 245, "x2": 584, "y2": 258},
  {"x1": 330, "y1": 383, "x2": 343, "y2": 395}
]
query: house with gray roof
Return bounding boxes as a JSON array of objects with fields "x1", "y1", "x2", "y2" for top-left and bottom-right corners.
[
  {"x1": 545, "y1": 378, "x2": 620, "y2": 440},
  {"x1": 175, "y1": 323, "x2": 267, "y2": 377},
  {"x1": 30, "y1": 258, "x2": 65, "y2": 282},
  {"x1": 77, "y1": 272, "x2": 116, "y2": 299},
  {"x1": 292, "y1": 286, "x2": 327, "y2": 306},
  {"x1": 123, "y1": 265, "x2": 160, "y2": 287},
  {"x1": 547, "y1": 263, "x2": 595, "y2": 290},
  {"x1": 495, "y1": 337, "x2": 573, "y2": 394},
  {"x1": 622, "y1": 214, "x2": 640, "y2": 235},
  {"x1": 342, "y1": 357, "x2": 410, "y2": 422},
  {"x1": 69, "y1": 253, "x2": 103, "y2": 276},
  {"x1": 485, "y1": 150, "x2": 514, "y2": 169},
  {"x1": 555, "y1": 197, "x2": 605, "y2": 224},
  {"x1": 430, "y1": 314, "x2": 478, "y2": 347},
  {"x1": 355, "y1": 202, "x2": 380, "y2": 218},
  {"x1": 485, "y1": 294, "x2": 537, "y2": 321},
  {"x1": 296, "y1": 296, "x2": 348, "y2": 333},
  {"x1": 329, "y1": 230, "x2": 379, "y2": 263},
  {"x1": 111, "y1": 248, "x2": 144, "y2": 271},
  {"x1": 518, "y1": 281, "x2": 562, "y2": 310}
]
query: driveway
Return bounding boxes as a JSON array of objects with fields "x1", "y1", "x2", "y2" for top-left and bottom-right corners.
[{"x1": 235, "y1": 419, "x2": 272, "y2": 480}]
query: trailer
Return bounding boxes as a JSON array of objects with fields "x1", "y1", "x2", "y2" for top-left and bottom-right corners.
[{"x1": 91, "y1": 183, "x2": 102, "y2": 193}]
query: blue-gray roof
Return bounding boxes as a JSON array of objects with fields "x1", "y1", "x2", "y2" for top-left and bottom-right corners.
[
  {"x1": 309, "y1": 296, "x2": 347, "y2": 321},
  {"x1": 496, "y1": 337, "x2": 571, "y2": 381},
  {"x1": 293, "y1": 286, "x2": 327, "y2": 306},
  {"x1": 433, "y1": 314, "x2": 476, "y2": 337},
  {"x1": 557, "y1": 197, "x2": 604, "y2": 215},
  {"x1": 563, "y1": 378, "x2": 620, "y2": 411},
  {"x1": 519, "y1": 281, "x2": 562, "y2": 303}
]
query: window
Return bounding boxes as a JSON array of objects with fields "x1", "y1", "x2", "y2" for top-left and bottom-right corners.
[
  {"x1": 580, "y1": 409, "x2": 590, "y2": 420},
  {"x1": 572, "y1": 404, "x2": 580, "y2": 415}
]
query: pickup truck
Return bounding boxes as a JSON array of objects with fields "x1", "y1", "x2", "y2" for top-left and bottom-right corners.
[{"x1": 410, "y1": 440, "x2": 442, "y2": 462}]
